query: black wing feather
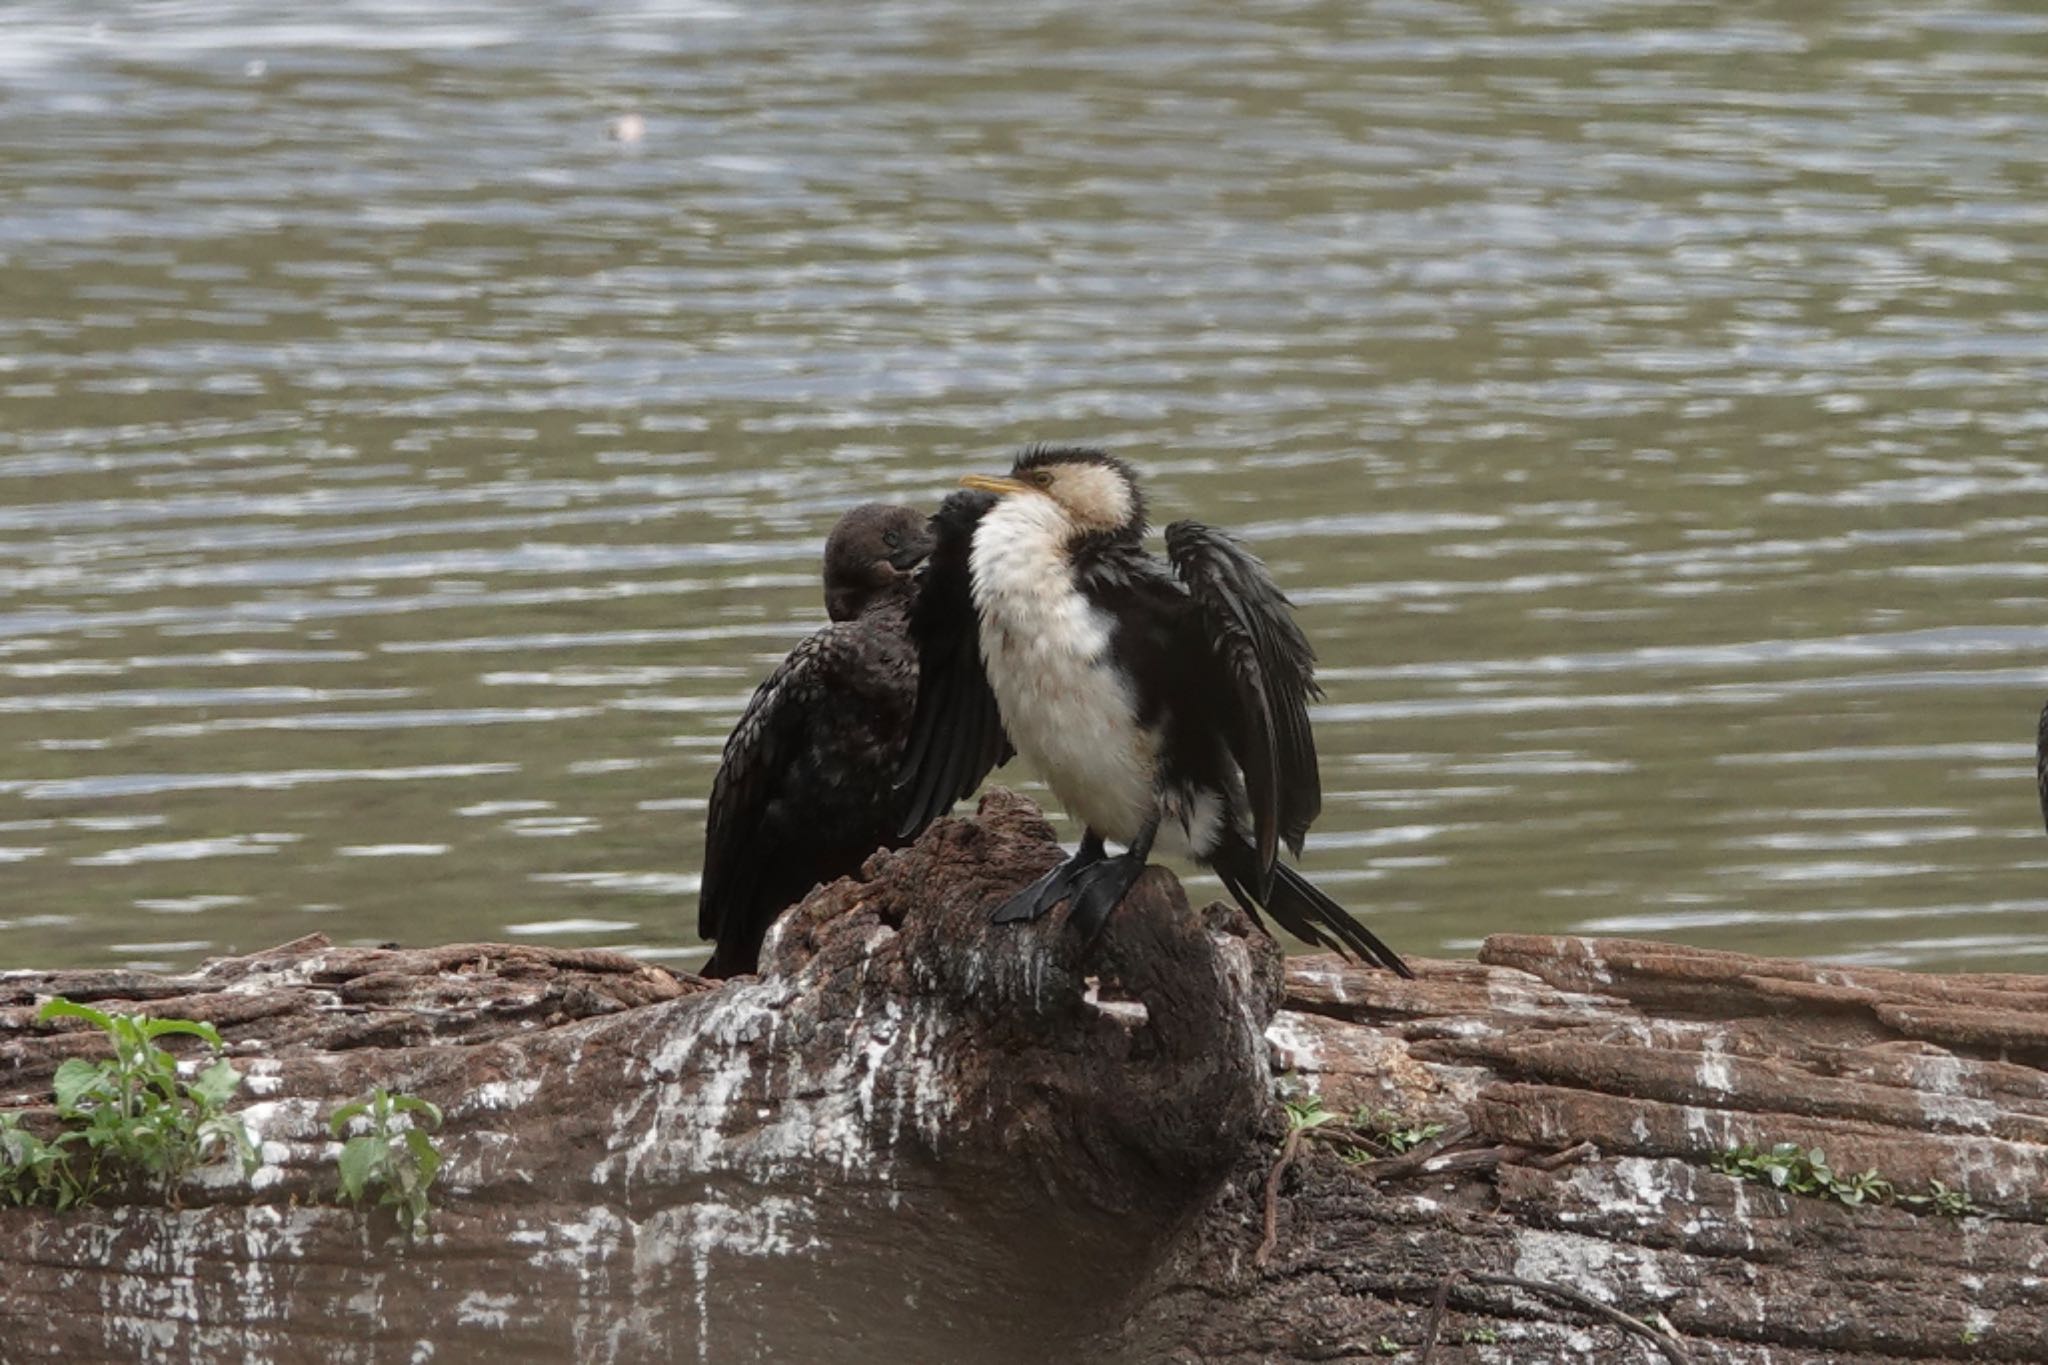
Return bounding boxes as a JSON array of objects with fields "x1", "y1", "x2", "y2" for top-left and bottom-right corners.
[
  {"x1": 1166, "y1": 520, "x2": 1323, "y2": 875},
  {"x1": 2037, "y1": 699, "x2": 2047, "y2": 836},
  {"x1": 697, "y1": 635, "x2": 829, "y2": 942},
  {"x1": 1210, "y1": 831, "x2": 1411, "y2": 977},
  {"x1": 895, "y1": 490, "x2": 1011, "y2": 835}
]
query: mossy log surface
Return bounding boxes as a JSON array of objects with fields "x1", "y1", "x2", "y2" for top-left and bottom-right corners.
[{"x1": 1, "y1": 789, "x2": 2044, "y2": 1364}]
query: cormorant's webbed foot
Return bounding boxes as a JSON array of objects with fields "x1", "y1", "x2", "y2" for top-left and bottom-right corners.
[
  {"x1": 990, "y1": 832, "x2": 1107, "y2": 925},
  {"x1": 1063, "y1": 851, "x2": 1151, "y2": 950},
  {"x1": 1062, "y1": 818, "x2": 1159, "y2": 950}
]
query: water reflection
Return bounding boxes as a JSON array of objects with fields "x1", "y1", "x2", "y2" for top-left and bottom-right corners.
[{"x1": 0, "y1": 0, "x2": 2043, "y2": 973}]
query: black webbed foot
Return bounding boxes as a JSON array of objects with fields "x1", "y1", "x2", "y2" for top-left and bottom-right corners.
[
  {"x1": 1063, "y1": 851, "x2": 1151, "y2": 950},
  {"x1": 990, "y1": 836, "x2": 1106, "y2": 925}
]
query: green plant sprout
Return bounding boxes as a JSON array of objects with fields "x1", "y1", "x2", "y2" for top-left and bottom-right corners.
[
  {"x1": 1283, "y1": 1093, "x2": 1446, "y2": 1162},
  {"x1": 0, "y1": 997, "x2": 255, "y2": 1208},
  {"x1": 329, "y1": 1087, "x2": 445, "y2": 1237},
  {"x1": 1712, "y1": 1143, "x2": 1978, "y2": 1217}
]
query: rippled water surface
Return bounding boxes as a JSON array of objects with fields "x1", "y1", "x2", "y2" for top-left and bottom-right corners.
[{"x1": 3, "y1": 0, "x2": 2045, "y2": 974}]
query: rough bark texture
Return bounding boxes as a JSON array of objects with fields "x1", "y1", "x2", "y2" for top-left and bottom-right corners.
[
  {"x1": 1107, "y1": 939, "x2": 2048, "y2": 1364},
  {"x1": 2, "y1": 789, "x2": 2045, "y2": 1364}
]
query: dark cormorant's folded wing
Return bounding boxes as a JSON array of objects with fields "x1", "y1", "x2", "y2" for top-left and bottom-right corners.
[
  {"x1": 697, "y1": 633, "x2": 835, "y2": 947},
  {"x1": 1166, "y1": 520, "x2": 1323, "y2": 882},
  {"x1": 895, "y1": 490, "x2": 1011, "y2": 836},
  {"x1": 2037, "y1": 699, "x2": 2048, "y2": 835}
]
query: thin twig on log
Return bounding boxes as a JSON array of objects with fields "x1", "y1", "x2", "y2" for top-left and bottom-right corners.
[
  {"x1": 1524, "y1": 1140, "x2": 1597, "y2": 1172},
  {"x1": 1340, "y1": 1116, "x2": 1475, "y2": 1184},
  {"x1": 1256, "y1": 1123, "x2": 1307, "y2": 1268},
  {"x1": 1398, "y1": 1143, "x2": 1531, "y2": 1177},
  {"x1": 1465, "y1": 1272, "x2": 1690, "y2": 1364},
  {"x1": 1418, "y1": 1269, "x2": 1462, "y2": 1363},
  {"x1": 1257, "y1": 1118, "x2": 1597, "y2": 1272},
  {"x1": 1306, "y1": 1122, "x2": 1396, "y2": 1156}
]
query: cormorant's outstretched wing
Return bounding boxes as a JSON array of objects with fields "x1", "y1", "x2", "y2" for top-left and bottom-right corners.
[
  {"x1": 1166, "y1": 520, "x2": 1322, "y2": 879},
  {"x1": 895, "y1": 490, "x2": 1011, "y2": 836},
  {"x1": 2037, "y1": 699, "x2": 2047, "y2": 835},
  {"x1": 698, "y1": 635, "x2": 832, "y2": 951}
]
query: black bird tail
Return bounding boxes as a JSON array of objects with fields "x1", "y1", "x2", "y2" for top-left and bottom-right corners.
[{"x1": 1212, "y1": 834, "x2": 1413, "y2": 979}]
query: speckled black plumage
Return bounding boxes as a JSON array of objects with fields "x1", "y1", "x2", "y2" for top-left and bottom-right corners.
[
  {"x1": 696, "y1": 504, "x2": 934, "y2": 978},
  {"x1": 2036, "y1": 699, "x2": 2047, "y2": 835}
]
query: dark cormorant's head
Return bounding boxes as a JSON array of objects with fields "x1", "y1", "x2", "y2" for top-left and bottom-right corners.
[
  {"x1": 822, "y1": 502, "x2": 935, "y2": 622},
  {"x1": 960, "y1": 445, "x2": 1146, "y2": 537}
]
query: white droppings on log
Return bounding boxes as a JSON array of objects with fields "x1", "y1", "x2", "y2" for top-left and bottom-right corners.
[
  {"x1": 239, "y1": 1057, "x2": 284, "y2": 1096},
  {"x1": 1679, "y1": 1102, "x2": 1738, "y2": 1152},
  {"x1": 1513, "y1": 1227, "x2": 1622, "y2": 1304},
  {"x1": 597, "y1": 969, "x2": 958, "y2": 1197},
  {"x1": 1696, "y1": 1037, "x2": 1734, "y2": 1094},
  {"x1": 1917, "y1": 1085, "x2": 2003, "y2": 1134},
  {"x1": 345, "y1": 1271, "x2": 386, "y2": 1317},
  {"x1": 1265, "y1": 1013, "x2": 1324, "y2": 1084},
  {"x1": 467, "y1": 1078, "x2": 541, "y2": 1112},
  {"x1": 1296, "y1": 964, "x2": 1348, "y2": 1004},
  {"x1": 455, "y1": 1289, "x2": 516, "y2": 1328},
  {"x1": 1612, "y1": 1155, "x2": 1672, "y2": 1213},
  {"x1": 1088, "y1": 997, "x2": 1151, "y2": 1027},
  {"x1": 1512, "y1": 1224, "x2": 1677, "y2": 1308},
  {"x1": 1948, "y1": 1133, "x2": 2046, "y2": 1205}
]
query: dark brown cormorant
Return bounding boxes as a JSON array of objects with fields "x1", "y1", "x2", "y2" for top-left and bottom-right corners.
[
  {"x1": 2037, "y1": 699, "x2": 2047, "y2": 835},
  {"x1": 896, "y1": 447, "x2": 1411, "y2": 977},
  {"x1": 696, "y1": 503, "x2": 935, "y2": 978}
]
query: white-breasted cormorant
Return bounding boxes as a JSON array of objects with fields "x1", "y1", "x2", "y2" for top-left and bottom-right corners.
[
  {"x1": 895, "y1": 447, "x2": 1411, "y2": 977},
  {"x1": 696, "y1": 503, "x2": 936, "y2": 978}
]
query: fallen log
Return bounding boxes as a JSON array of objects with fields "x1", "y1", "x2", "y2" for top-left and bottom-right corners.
[{"x1": 0, "y1": 789, "x2": 2043, "y2": 1363}]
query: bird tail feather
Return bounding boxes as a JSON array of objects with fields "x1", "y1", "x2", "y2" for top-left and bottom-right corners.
[{"x1": 1211, "y1": 834, "x2": 1412, "y2": 979}]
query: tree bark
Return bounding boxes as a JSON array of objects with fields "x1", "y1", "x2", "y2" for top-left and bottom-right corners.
[
  {"x1": 2, "y1": 789, "x2": 2044, "y2": 1363},
  {"x1": 1106, "y1": 935, "x2": 2048, "y2": 1363}
]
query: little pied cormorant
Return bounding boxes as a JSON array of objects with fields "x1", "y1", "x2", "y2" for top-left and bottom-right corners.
[
  {"x1": 895, "y1": 447, "x2": 1411, "y2": 977},
  {"x1": 696, "y1": 503, "x2": 936, "y2": 978}
]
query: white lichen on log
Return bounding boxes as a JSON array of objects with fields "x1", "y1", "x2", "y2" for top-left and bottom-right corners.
[{"x1": 3, "y1": 791, "x2": 2047, "y2": 1363}]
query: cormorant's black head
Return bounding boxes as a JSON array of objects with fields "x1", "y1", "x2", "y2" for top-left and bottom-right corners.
[
  {"x1": 822, "y1": 503, "x2": 934, "y2": 622},
  {"x1": 959, "y1": 445, "x2": 1146, "y2": 537}
]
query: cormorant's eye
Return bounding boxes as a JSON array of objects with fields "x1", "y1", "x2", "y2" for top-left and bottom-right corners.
[{"x1": 1030, "y1": 470, "x2": 1054, "y2": 488}]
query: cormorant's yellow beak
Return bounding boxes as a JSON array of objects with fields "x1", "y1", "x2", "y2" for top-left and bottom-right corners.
[{"x1": 960, "y1": 473, "x2": 1034, "y2": 496}]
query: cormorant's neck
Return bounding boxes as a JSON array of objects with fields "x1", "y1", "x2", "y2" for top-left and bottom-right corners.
[
  {"x1": 974, "y1": 494, "x2": 1078, "y2": 593},
  {"x1": 973, "y1": 494, "x2": 1141, "y2": 583},
  {"x1": 833, "y1": 575, "x2": 914, "y2": 624}
]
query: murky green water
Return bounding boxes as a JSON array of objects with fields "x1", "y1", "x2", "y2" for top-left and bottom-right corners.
[{"x1": 2, "y1": 0, "x2": 2045, "y2": 974}]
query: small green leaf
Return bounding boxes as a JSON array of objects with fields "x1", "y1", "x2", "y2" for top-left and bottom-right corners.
[
  {"x1": 140, "y1": 1017, "x2": 224, "y2": 1049},
  {"x1": 188, "y1": 1059, "x2": 242, "y2": 1109},
  {"x1": 1283, "y1": 1095, "x2": 1334, "y2": 1132},
  {"x1": 404, "y1": 1128, "x2": 442, "y2": 1187},
  {"x1": 391, "y1": 1095, "x2": 443, "y2": 1132},
  {"x1": 38, "y1": 998, "x2": 114, "y2": 1031},
  {"x1": 337, "y1": 1136, "x2": 384, "y2": 1204},
  {"x1": 53, "y1": 1059, "x2": 111, "y2": 1113},
  {"x1": 328, "y1": 1101, "x2": 369, "y2": 1138}
]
